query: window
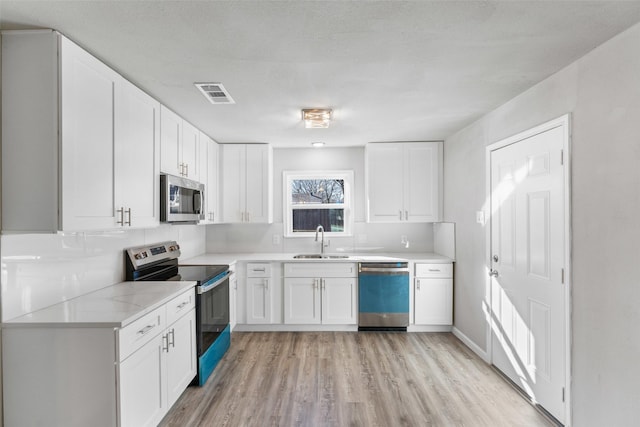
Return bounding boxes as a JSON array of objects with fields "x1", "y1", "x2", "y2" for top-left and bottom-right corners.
[{"x1": 283, "y1": 170, "x2": 353, "y2": 237}]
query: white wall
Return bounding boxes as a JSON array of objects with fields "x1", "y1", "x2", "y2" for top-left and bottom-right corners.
[
  {"x1": 206, "y1": 147, "x2": 436, "y2": 254},
  {"x1": 0, "y1": 224, "x2": 206, "y2": 321},
  {"x1": 445, "y1": 22, "x2": 640, "y2": 426}
]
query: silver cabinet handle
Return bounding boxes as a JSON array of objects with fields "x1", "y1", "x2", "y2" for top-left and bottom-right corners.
[
  {"x1": 177, "y1": 301, "x2": 189, "y2": 310},
  {"x1": 264, "y1": 279, "x2": 269, "y2": 290},
  {"x1": 169, "y1": 328, "x2": 175, "y2": 348},
  {"x1": 405, "y1": 210, "x2": 408, "y2": 220},
  {"x1": 185, "y1": 163, "x2": 189, "y2": 177},
  {"x1": 162, "y1": 334, "x2": 169, "y2": 352},
  {"x1": 241, "y1": 211, "x2": 245, "y2": 222},
  {"x1": 321, "y1": 278, "x2": 325, "y2": 291},
  {"x1": 125, "y1": 208, "x2": 132, "y2": 226},
  {"x1": 137, "y1": 324, "x2": 155, "y2": 335},
  {"x1": 416, "y1": 278, "x2": 421, "y2": 290},
  {"x1": 252, "y1": 267, "x2": 266, "y2": 273},
  {"x1": 428, "y1": 269, "x2": 441, "y2": 272},
  {"x1": 489, "y1": 270, "x2": 499, "y2": 277},
  {"x1": 246, "y1": 211, "x2": 251, "y2": 222},
  {"x1": 399, "y1": 210, "x2": 403, "y2": 220},
  {"x1": 117, "y1": 207, "x2": 124, "y2": 225}
]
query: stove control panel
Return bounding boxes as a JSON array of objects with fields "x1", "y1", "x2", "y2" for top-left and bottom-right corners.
[{"x1": 126, "y1": 241, "x2": 181, "y2": 268}]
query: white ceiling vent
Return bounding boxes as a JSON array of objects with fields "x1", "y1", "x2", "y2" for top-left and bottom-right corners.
[{"x1": 194, "y1": 82, "x2": 235, "y2": 104}]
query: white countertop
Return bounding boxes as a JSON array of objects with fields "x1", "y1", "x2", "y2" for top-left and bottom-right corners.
[
  {"x1": 3, "y1": 281, "x2": 196, "y2": 328},
  {"x1": 180, "y1": 252, "x2": 453, "y2": 266}
]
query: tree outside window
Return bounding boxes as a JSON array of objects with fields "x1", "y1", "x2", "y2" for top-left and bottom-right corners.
[{"x1": 284, "y1": 171, "x2": 353, "y2": 237}]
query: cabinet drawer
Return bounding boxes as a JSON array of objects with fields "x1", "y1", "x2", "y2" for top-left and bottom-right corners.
[
  {"x1": 284, "y1": 263, "x2": 357, "y2": 278},
  {"x1": 119, "y1": 306, "x2": 166, "y2": 361},
  {"x1": 166, "y1": 288, "x2": 196, "y2": 325},
  {"x1": 415, "y1": 263, "x2": 453, "y2": 278},
  {"x1": 247, "y1": 263, "x2": 271, "y2": 277}
]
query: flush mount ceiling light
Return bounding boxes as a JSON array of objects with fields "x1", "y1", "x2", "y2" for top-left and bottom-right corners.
[
  {"x1": 302, "y1": 109, "x2": 332, "y2": 128},
  {"x1": 311, "y1": 142, "x2": 325, "y2": 148}
]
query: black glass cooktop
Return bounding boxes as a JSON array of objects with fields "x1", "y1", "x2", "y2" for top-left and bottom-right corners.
[{"x1": 177, "y1": 264, "x2": 229, "y2": 284}]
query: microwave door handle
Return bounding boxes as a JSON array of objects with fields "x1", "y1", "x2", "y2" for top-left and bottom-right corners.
[{"x1": 193, "y1": 191, "x2": 203, "y2": 215}]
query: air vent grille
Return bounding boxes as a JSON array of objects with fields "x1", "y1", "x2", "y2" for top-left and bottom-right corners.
[{"x1": 194, "y1": 82, "x2": 235, "y2": 104}]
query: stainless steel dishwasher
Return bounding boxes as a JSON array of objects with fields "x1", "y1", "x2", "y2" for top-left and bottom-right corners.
[{"x1": 358, "y1": 262, "x2": 410, "y2": 331}]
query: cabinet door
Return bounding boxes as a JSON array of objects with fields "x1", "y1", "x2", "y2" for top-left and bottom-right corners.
[
  {"x1": 229, "y1": 272, "x2": 237, "y2": 330},
  {"x1": 284, "y1": 278, "x2": 321, "y2": 324},
  {"x1": 202, "y1": 135, "x2": 220, "y2": 223},
  {"x1": 414, "y1": 278, "x2": 453, "y2": 325},
  {"x1": 181, "y1": 121, "x2": 200, "y2": 181},
  {"x1": 245, "y1": 144, "x2": 272, "y2": 223},
  {"x1": 160, "y1": 106, "x2": 182, "y2": 176},
  {"x1": 404, "y1": 143, "x2": 440, "y2": 222},
  {"x1": 166, "y1": 309, "x2": 197, "y2": 409},
  {"x1": 365, "y1": 143, "x2": 404, "y2": 222},
  {"x1": 322, "y1": 278, "x2": 357, "y2": 324},
  {"x1": 246, "y1": 277, "x2": 271, "y2": 323},
  {"x1": 119, "y1": 334, "x2": 166, "y2": 427},
  {"x1": 221, "y1": 144, "x2": 246, "y2": 223},
  {"x1": 116, "y1": 80, "x2": 160, "y2": 228},
  {"x1": 59, "y1": 36, "x2": 121, "y2": 231}
]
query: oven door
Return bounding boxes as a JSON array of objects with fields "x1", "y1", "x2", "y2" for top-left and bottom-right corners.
[{"x1": 197, "y1": 272, "x2": 230, "y2": 356}]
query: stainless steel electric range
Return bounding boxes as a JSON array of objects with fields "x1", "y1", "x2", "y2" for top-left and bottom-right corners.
[{"x1": 125, "y1": 241, "x2": 230, "y2": 386}]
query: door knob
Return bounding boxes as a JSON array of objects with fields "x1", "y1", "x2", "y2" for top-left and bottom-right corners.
[
  {"x1": 493, "y1": 255, "x2": 499, "y2": 262},
  {"x1": 489, "y1": 269, "x2": 499, "y2": 277}
]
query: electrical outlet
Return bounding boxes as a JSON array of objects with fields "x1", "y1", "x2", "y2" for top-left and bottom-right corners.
[{"x1": 272, "y1": 234, "x2": 281, "y2": 245}]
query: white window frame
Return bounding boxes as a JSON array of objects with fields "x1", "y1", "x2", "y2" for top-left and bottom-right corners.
[{"x1": 283, "y1": 170, "x2": 354, "y2": 238}]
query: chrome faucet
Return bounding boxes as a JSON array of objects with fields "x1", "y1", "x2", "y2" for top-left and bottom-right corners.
[{"x1": 315, "y1": 225, "x2": 325, "y2": 255}]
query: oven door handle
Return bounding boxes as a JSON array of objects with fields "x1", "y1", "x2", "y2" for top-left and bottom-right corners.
[{"x1": 197, "y1": 271, "x2": 230, "y2": 294}]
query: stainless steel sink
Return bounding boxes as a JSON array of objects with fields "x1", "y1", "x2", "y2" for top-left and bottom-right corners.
[{"x1": 293, "y1": 254, "x2": 350, "y2": 259}]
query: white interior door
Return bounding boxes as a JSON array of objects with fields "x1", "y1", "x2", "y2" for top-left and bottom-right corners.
[{"x1": 490, "y1": 123, "x2": 567, "y2": 423}]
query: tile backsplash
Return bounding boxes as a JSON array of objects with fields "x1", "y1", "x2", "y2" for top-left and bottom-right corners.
[{"x1": 1, "y1": 224, "x2": 206, "y2": 321}]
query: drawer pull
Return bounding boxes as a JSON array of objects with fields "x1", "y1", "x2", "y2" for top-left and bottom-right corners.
[
  {"x1": 252, "y1": 268, "x2": 266, "y2": 272},
  {"x1": 428, "y1": 269, "x2": 441, "y2": 272},
  {"x1": 162, "y1": 334, "x2": 169, "y2": 352},
  {"x1": 177, "y1": 301, "x2": 189, "y2": 309},
  {"x1": 137, "y1": 324, "x2": 156, "y2": 336}
]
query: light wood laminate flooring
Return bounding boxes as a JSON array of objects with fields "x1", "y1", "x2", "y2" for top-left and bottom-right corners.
[{"x1": 160, "y1": 332, "x2": 553, "y2": 427}]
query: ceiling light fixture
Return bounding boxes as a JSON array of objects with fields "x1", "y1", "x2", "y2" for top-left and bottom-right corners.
[
  {"x1": 311, "y1": 142, "x2": 325, "y2": 148},
  {"x1": 302, "y1": 108, "x2": 332, "y2": 128}
]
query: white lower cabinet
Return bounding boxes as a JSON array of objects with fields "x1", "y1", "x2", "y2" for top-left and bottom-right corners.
[
  {"x1": 245, "y1": 262, "x2": 283, "y2": 324},
  {"x1": 283, "y1": 263, "x2": 357, "y2": 325},
  {"x1": 414, "y1": 263, "x2": 453, "y2": 325},
  {"x1": 2, "y1": 288, "x2": 196, "y2": 427}
]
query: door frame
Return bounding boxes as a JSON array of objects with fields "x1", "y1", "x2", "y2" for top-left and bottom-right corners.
[{"x1": 484, "y1": 114, "x2": 572, "y2": 425}]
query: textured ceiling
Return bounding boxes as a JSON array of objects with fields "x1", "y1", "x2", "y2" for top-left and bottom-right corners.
[{"x1": 3, "y1": 1, "x2": 640, "y2": 147}]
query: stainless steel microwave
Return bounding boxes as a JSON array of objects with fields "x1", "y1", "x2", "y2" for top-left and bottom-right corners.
[{"x1": 160, "y1": 174, "x2": 205, "y2": 223}]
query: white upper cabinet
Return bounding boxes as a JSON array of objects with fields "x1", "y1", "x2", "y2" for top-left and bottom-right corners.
[
  {"x1": 160, "y1": 106, "x2": 201, "y2": 182},
  {"x1": 59, "y1": 35, "x2": 122, "y2": 231},
  {"x1": 160, "y1": 106, "x2": 183, "y2": 177},
  {"x1": 181, "y1": 121, "x2": 200, "y2": 182},
  {"x1": 1, "y1": 30, "x2": 163, "y2": 232},
  {"x1": 115, "y1": 80, "x2": 161, "y2": 229},
  {"x1": 200, "y1": 133, "x2": 220, "y2": 224},
  {"x1": 221, "y1": 144, "x2": 273, "y2": 223},
  {"x1": 365, "y1": 142, "x2": 442, "y2": 223}
]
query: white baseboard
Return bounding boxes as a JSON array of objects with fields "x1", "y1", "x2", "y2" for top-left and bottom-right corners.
[{"x1": 452, "y1": 326, "x2": 490, "y2": 363}]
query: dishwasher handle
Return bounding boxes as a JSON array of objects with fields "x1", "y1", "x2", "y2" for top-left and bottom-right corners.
[{"x1": 359, "y1": 266, "x2": 409, "y2": 274}]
